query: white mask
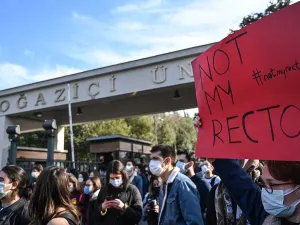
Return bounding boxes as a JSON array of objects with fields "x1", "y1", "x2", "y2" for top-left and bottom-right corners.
[
  {"x1": 125, "y1": 165, "x2": 132, "y2": 172},
  {"x1": 201, "y1": 165, "x2": 208, "y2": 173},
  {"x1": 110, "y1": 178, "x2": 123, "y2": 188},
  {"x1": 31, "y1": 172, "x2": 38, "y2": 178},
  {"x1": 78, "y1": 178, "x2": 84, "y2": 183},
  {"x1": 176, "y1": 161, "x2": 187, "y2": 174},
  {"x1": 0, "y1": 183, "x2": 11, "y2": 199},
  {"x1": 149, "y1": 160, "x2": 166, "y2": 176},
  {"x1": 262, "y1": 185, "x2": 300, "y2": 218}
]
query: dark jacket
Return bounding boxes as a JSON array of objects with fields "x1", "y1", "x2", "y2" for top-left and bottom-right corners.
[
  {"x1": 212, "y1": 159, "x2": 297, "y2": 225},
  {"x1": 205, "y1": 184, "x2": 218, "y2": 225},
  {"x1": 87, "y1": 190, "x2": 100, "y2": 225},
  {"x1": 0, "y1": 198, "x2": 30, "y2": 225},
  {"x1": 190, "y1": 175, "x2": 211, "y2": 214},
  {"x1": 140, "y1": 173, "x2": 149, "y2": 198},
  {"x1": 131, "y1": 175, "x2": 143, "y2": 197},
  {"x1": 94, "y1": 184, "x2": 142, "y2": 225}
]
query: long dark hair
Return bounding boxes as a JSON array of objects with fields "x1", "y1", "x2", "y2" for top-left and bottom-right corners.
[
  {"x1": 29, "y1": 166, "x2": 79, "y2": 225},
  {"x1": 2, "y1": 165, "x2": 27, "y2": 199},
  {"x1": 106, "y1": 160, "x2": 129, "y2": 188}
]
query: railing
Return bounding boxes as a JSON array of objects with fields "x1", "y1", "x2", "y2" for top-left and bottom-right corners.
[{"x1": 16, "y1": 159, "x2": 103, "y2": 173}]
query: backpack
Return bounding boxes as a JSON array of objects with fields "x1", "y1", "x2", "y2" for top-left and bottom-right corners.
[{"x1": 210, "y1": 176, "x2": 217, "y2": 187}]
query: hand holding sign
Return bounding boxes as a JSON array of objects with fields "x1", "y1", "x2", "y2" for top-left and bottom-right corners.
[{"x1": 192, "y1": 2, "x2": 300, "y2": 161}]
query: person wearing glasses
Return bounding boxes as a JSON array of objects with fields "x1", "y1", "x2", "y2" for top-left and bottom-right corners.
[{"x1": 194, "y1": 115, "x2": 300, "y2": 225}]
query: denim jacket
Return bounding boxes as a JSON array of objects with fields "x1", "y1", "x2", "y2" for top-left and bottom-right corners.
[{"x1": 158, "y1": 167, "x2": 204, "y2": 225}]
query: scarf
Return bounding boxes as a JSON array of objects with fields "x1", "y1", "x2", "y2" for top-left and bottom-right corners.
[
  {"x1": 215, "y1": 182, "x2": 250, "y2": 225},
  {"x1": 215, "y1": 160, "x2": 261, "y2": 225},
  {"x1": 262, "y1": 215, "x2": 281, "y2": 225}
]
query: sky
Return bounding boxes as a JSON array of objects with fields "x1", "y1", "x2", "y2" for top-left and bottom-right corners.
[{"x1": 2, "y1": 0, "x2": 298, "y2": 90}]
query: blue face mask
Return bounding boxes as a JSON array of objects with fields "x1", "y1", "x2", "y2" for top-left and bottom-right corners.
[
  {"x1": 261, "y1": 185, "x2": 300, "y2": 218},
  {"x1": 84, "y1": 186, "x2": 92, "y2": 195}
]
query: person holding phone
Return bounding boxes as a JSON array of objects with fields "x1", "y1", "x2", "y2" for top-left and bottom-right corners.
[{"x1": 94, "y1": 160, "x2": 142, "y2": 225}]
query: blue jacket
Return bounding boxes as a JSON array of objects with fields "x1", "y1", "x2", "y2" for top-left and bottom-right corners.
[
  {"x1": 132, "y1": 175, "x2": 143, "y2": 197},
  {"x1": 213, "y1": 159, "x2": 268, "y2": 225},
  {"x1": 158, "y1": 168, "x2": 204, "y2": 225}
]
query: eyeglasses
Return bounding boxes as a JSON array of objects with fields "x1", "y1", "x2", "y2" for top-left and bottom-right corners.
[{"x1": 258, "y1": 178, "x2": 295, "y2": 194}]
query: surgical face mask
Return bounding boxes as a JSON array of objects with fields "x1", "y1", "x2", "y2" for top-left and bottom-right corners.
[
  {"x1": 69, "y1": 186, "x2": 75, "y2": 192},
  {"x1": 78, "y1": 178, "x2": 84, "y2": 183},
  {"x1": 0, "y1": 183, "x2": 11, "y2": 199},
  {"x1": 125, "y1": 165, "x2": 132, "y2": 172},
  {"x1": 176, "y1": 161, "x2": 187, "y2": 174},
  {"x1": 31, "y1": 172, "x2": 38, "y2": 178},
  {"x1": 149, "y1": 160, "x2": 166, "y2": 177},
  {"x1": 201, "y1": 165, "x2": 208, "y2": 173},
  {"x1": 110, "y1": 178, "x2": 123, "y2": 188},
  {"x1": 262, "y1": 185, "x2": 300, "y2": 218},
  {"x1": 84, "y1": 185, "x2": 92, "y2": 195}
]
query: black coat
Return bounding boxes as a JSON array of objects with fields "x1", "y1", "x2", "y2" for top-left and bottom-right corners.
[
  {"x1": 0, "y1": 199, "x2": 30, "y2": 225},
  {"x1": 94, "y1": 184, "x2": 142, "y2": 225}
]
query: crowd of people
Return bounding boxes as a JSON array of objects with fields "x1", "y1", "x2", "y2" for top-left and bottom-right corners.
[{"x1": 0, "y1": 115, "x2": 299, "y2": 225}]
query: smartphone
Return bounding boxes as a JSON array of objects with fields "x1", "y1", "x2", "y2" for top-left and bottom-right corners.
[{"x1": 105, "y1": 196, "x2": 114, "y2": 201}]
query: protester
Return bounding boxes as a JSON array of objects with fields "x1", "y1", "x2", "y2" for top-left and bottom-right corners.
[
  {"x1": 81, "y1": 176, "x2": 101, "y2": 225},
  {"x1": 149, "y1": 145, "x2": 204, "y2": 225},
  {"x1": 79, "y1": 172, "x2": 89, "y2": 183},
  {"x1": 143, "y1": 165, "x2": 150, "y2": 175},
  {"x1": 0, "y1": 165, "x2": 30, "y2": 225},
  {"x1": 176, "y1": 149, "x2": 211, "y2": 219},
  {"x1": 194, "y1": 114, "x2": 300, "y2": 224},
  {"x1": 89, "y1": 171, "x2": 100, "y2": 179},
  {"x1": 68, "y1": 174, "x2": 83, "y2": 209},
  {"x1": 29, "y1": 166, "x2": 79, "y2": 225},
  {"x1": 125, "y1": 160, "x2": 143, "y2": 197},
  {"x1": 99, "y1": 166, "x2": 107, "y2": 188},
  {"x1": 136, "y1": 164, "x2": 149, "y2": 198},
  {"x1": 206, "y1": 159, "x2": 261, "y2": 225},
  {"x1": 78, "y1": 172, "x2": 90, "y2": 193},
  {"x1": 31, "y1": 164, "x2": 43, "y2": 185},
  {"x1": 197, "y1": 163, "x2": 208, "y2": 179},
  {"x1": 202, "y1": 160, "x2": 221, "y2": 187},
  {"x1": 94, "y1": 160, "x2": 142, "y2": 225},
  {"x1": 142, "y1": 176, "x2": 160, "y2": 225}
]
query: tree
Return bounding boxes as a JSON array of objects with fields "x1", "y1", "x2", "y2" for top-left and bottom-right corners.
[
  {"x1": 125, "y1": 116, "x2": 154, "y2": 141},
  {"x1": 157, "y1": 118, "x2": 176, "y2": 147},
  {"x1": 230, "y1": 0, "x2": 291, "y2": 32},
  {"x1": 175, "y1": 117, "x2": 197, "y2": 151},
  {"x1": 64, "y1": 119, "x2": 131, "y2": 161},
  {"x1": 19, "y1": 131, "x2": 47, "y2": 148}
]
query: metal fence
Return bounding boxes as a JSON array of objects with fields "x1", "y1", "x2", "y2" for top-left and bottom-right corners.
[{"x1": 16, "y1": 159, "x2": 103, "y2": 173}]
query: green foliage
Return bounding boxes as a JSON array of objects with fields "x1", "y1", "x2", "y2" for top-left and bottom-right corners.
[
  {"x1": 19, "y1": 131, "x2": 47, "y2": 148},
  {"x1": 19, "y1": 113, "x2": 198, "y2": 161},
  {"x1": 230, "y1": 0, "x2": 291, "y2": 32},
  {"x1": 125, "y1": 116, "x2": 154, "y2": 141}
]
